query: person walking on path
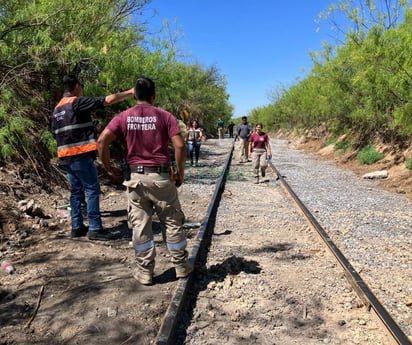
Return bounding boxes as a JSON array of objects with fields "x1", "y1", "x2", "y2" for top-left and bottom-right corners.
[
  {"x1": 97, "y1": 77, "x2": 193, "y2": 285},
  {"x1": 227, "y1": 122, "x2": 235, "y2": 138},
  {"x1": 217, "y1": 118, "x2": 224, "y2": 139},
  {"x1": 236, "y1": 116, "x2": 252, "y2": 163},
  {"x1": 52, "y1": 75, "x2": 134, "y2": 240},
  {"x1": 248, "y1": 123, "x2": 272, "y2": 184},
  {"x1": 186, "y1": 119, "x2": 203, "y2": 166}
]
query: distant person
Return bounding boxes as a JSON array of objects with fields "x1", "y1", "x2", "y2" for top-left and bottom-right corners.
[
  {"x1": 52, "y1": 75, "x2": 134, "y2": 240},
  {"x1": 236, "y1": 116, "x2": 252, "y2": 163},
  {"x1": 248, "y1": 123, "x2": 272, "y2": 184},
  {"x1": 186, "y1": 119, "x2": 203, "y2": 167},
  {"x1": 97, "y1": 77, "x2": 193, "y2": 285},
  {"x1": 227, "y1": 122, "x2": 235, "y2": 138},
  {"x1": 217, "y1": 118, "x2": 224, "y2": 139}
]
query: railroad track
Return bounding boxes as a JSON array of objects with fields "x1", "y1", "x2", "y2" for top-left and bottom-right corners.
[
  {"x1": 269, "y1": 161, "x2": 411, "y2": 345},
  {"x1": 3, "y1": 138, "x2": 410, "y2": 344},
  {"x1": 155, "y1": 139, "x2": 411, "y2": 345}
]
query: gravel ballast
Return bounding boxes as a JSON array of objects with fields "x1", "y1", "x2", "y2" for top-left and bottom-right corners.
[
  {"x1": 179, "y1": 138, "x2": 411, "y2": 344},
  {"x1": 271, "y1": 138, "x2": 412, "y2": 338}
]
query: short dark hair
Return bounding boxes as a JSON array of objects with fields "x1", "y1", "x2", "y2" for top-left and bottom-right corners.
[
  {"x1": 63, "y1": 75, "x2": 80, "y2": 92},
  {"x1": 134, "y1": 77, "x2": 155, "y2": 101},
  {"x1": 242, "y1": 116, "x2": 247, "y2": 121}
]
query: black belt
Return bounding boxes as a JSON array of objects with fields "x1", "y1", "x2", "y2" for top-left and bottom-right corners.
[{"x1": 129, "y1": 165, "x2": 170, "y2": 174}]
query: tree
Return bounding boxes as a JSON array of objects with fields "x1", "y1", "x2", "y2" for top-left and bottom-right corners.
[
  {"x1": 0, "y1": 0, "x2": 152, "y2": 162},
  {"x1": 254, "y1": 0, "x2": 412, "y2": 143}
]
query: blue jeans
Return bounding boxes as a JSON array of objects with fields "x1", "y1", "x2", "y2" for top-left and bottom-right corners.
[
  {"x1": 65, "y1": 157, "x2": 102, "y2": 231},
  {"x1": 188, "y1": 142, "x2": 200, "y2": 162}
]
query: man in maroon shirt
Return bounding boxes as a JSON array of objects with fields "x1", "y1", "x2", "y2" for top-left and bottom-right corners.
[{"x1": 97, "y1": 77, "x2": 193, "y2": 285}]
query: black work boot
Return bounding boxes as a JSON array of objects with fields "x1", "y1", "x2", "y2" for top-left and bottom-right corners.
[
  {"x1": 87, "y1": 229, "x2": 117, "y2": 241},
  {"x1": 71, "y1": 225, "x2": 89, "y2": 238}
]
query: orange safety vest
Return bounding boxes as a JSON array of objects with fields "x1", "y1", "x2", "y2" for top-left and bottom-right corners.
[{"x1": 52, "y1": 96, "x2": 97, "y2": 158}]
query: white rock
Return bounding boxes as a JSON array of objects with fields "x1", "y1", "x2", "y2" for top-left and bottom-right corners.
[{"x1": 361, "y1": 170, "x2": 388, "y2": 179}]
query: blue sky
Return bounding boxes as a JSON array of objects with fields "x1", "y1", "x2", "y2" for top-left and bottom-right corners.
[{"x1": 144, "y1": 1, "x2": 341, "y2": 118}]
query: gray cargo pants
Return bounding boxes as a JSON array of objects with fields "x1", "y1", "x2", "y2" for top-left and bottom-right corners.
[
  {"x1": 238, "y1": 138, "x2": 249, "y2": 162},
  {"x1": 252, "y1": 148, "x2": 268, "y2": 176},
  {"x1": 123, "y1": 172, "x2": 187, "y2": 276}
]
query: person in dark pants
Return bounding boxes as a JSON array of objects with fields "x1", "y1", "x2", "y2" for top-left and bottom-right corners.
[
  {"x1": 236, "y1": 116, "x2": 252, "y2": 163},
  {"x1": 186, "y1": 119, "x2": 203, "y2": 166},
  {"x1": 217, "y1": 118, "x2": 224, "y2": 139},
  {"x1": 227, "y1": 122, "x2": 235, "y2": 138},
  {"x1": 52, "y1": 75, "x2": 134, "y2": 240}
]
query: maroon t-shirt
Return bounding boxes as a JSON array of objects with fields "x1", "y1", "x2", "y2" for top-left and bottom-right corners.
[
  {"x1": 249, "y1": 132, "x2": 269, "y2": 149},
  {"x1": 107, "y1": 104, "x2": 181, "y2": 166}
]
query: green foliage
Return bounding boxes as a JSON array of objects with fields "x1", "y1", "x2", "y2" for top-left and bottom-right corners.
[
  {"x1": 0, "y1": 0, "x2": 234, "y2": 162},
  {"x1": 406, "y1": 157, "x2": 412, "y2": 170},
  {"x1": 334, "y1": 140, "x2": 352, "y2": 154},
  {"x1": 0, "y1": 84, "x2": 35, "y2": 161},
  {"x1": 357, "y1": 145, "x2": 384, "y2": 165},
  {"x1": 326, "y1": 137, "x2": 337, "y2": 146},
  {"x1": 0, "y1": 112, "x2": 34, "y2": 161},
  {"x1": 40, "y1": 131, "x2": 57, "y2": 157},
  {"x1": 0, "y1": 0, "x2": 149, "y2": 160},
  {"x1": 4, "y1": 0, "x2": 409, "y2": 164},
  {"x1": 248, "y1": 104, "x2": 278, "y2": 131},
  {"x1": 248, "y1": 1, "x2": 412, "y2": 144},
  {"x1": 154, "y1": 62, "x2": 233, "y2": 135}
]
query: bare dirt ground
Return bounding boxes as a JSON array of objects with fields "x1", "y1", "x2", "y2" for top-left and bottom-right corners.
[
  {"x1": 0, "y1": 135, "x2": 410, "y2": 344},
  {"x1": 0, "y1": 141, "x2": 227, "y2": 345}
]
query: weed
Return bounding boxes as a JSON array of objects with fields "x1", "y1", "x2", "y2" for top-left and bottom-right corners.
[
  {"x1": 334, "y1": 140, "x2": 351, "y2": 155},
  {"x1": 40, "y1": 131, "x2": 57, "y2": 157},
  {"x1": 406, "y1": 157, "x2": 412, "y2": 170},
  {"x1": 326, "y1": 137, "x2": 337, "y2": 146},
  {"x1": 357, "y1": 145, "x2": 384, "y2": 165}
]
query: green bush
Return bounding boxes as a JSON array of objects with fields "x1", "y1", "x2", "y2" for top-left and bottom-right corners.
[
  {"x1": 326, "y1": 137, "x2": 337, "y2": 146},
  {"x1": 357, "y1": 145, "x2": 384, "y2": 165},
  {"x1": 0, "y1": 105, "x2": 34, "y2": 161},
  {"x1": 406, "y1": 157, "x2": 412, "y2": 170},
  {"x1": 40, "y1": 131, "x2": 57, "y2": 157},
  {"x1": 334, "y1": 140, "x2": 352, "y2": 155},
  {"x1": 0, "y1": 143, "x2": 14, "y2": 161}
]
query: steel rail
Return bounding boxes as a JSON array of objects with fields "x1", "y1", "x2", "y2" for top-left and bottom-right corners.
[
  {"x1": 268, "y1": 160, "x2": 411, "y2": 345},
  {"x1": 155, "y1": 140, "x2": 236, "y2": 345}
]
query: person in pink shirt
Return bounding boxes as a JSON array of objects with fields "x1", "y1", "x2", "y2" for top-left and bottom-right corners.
[
  {"x1": 97, "y1": 77, "x2": 193, "y2": 285},
  {"x1": 248, "y1": 123, "x2": 272, "y2": 184},
  {"x1": 186, "y1": 119, "x2": 204, "y2": 166}
]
